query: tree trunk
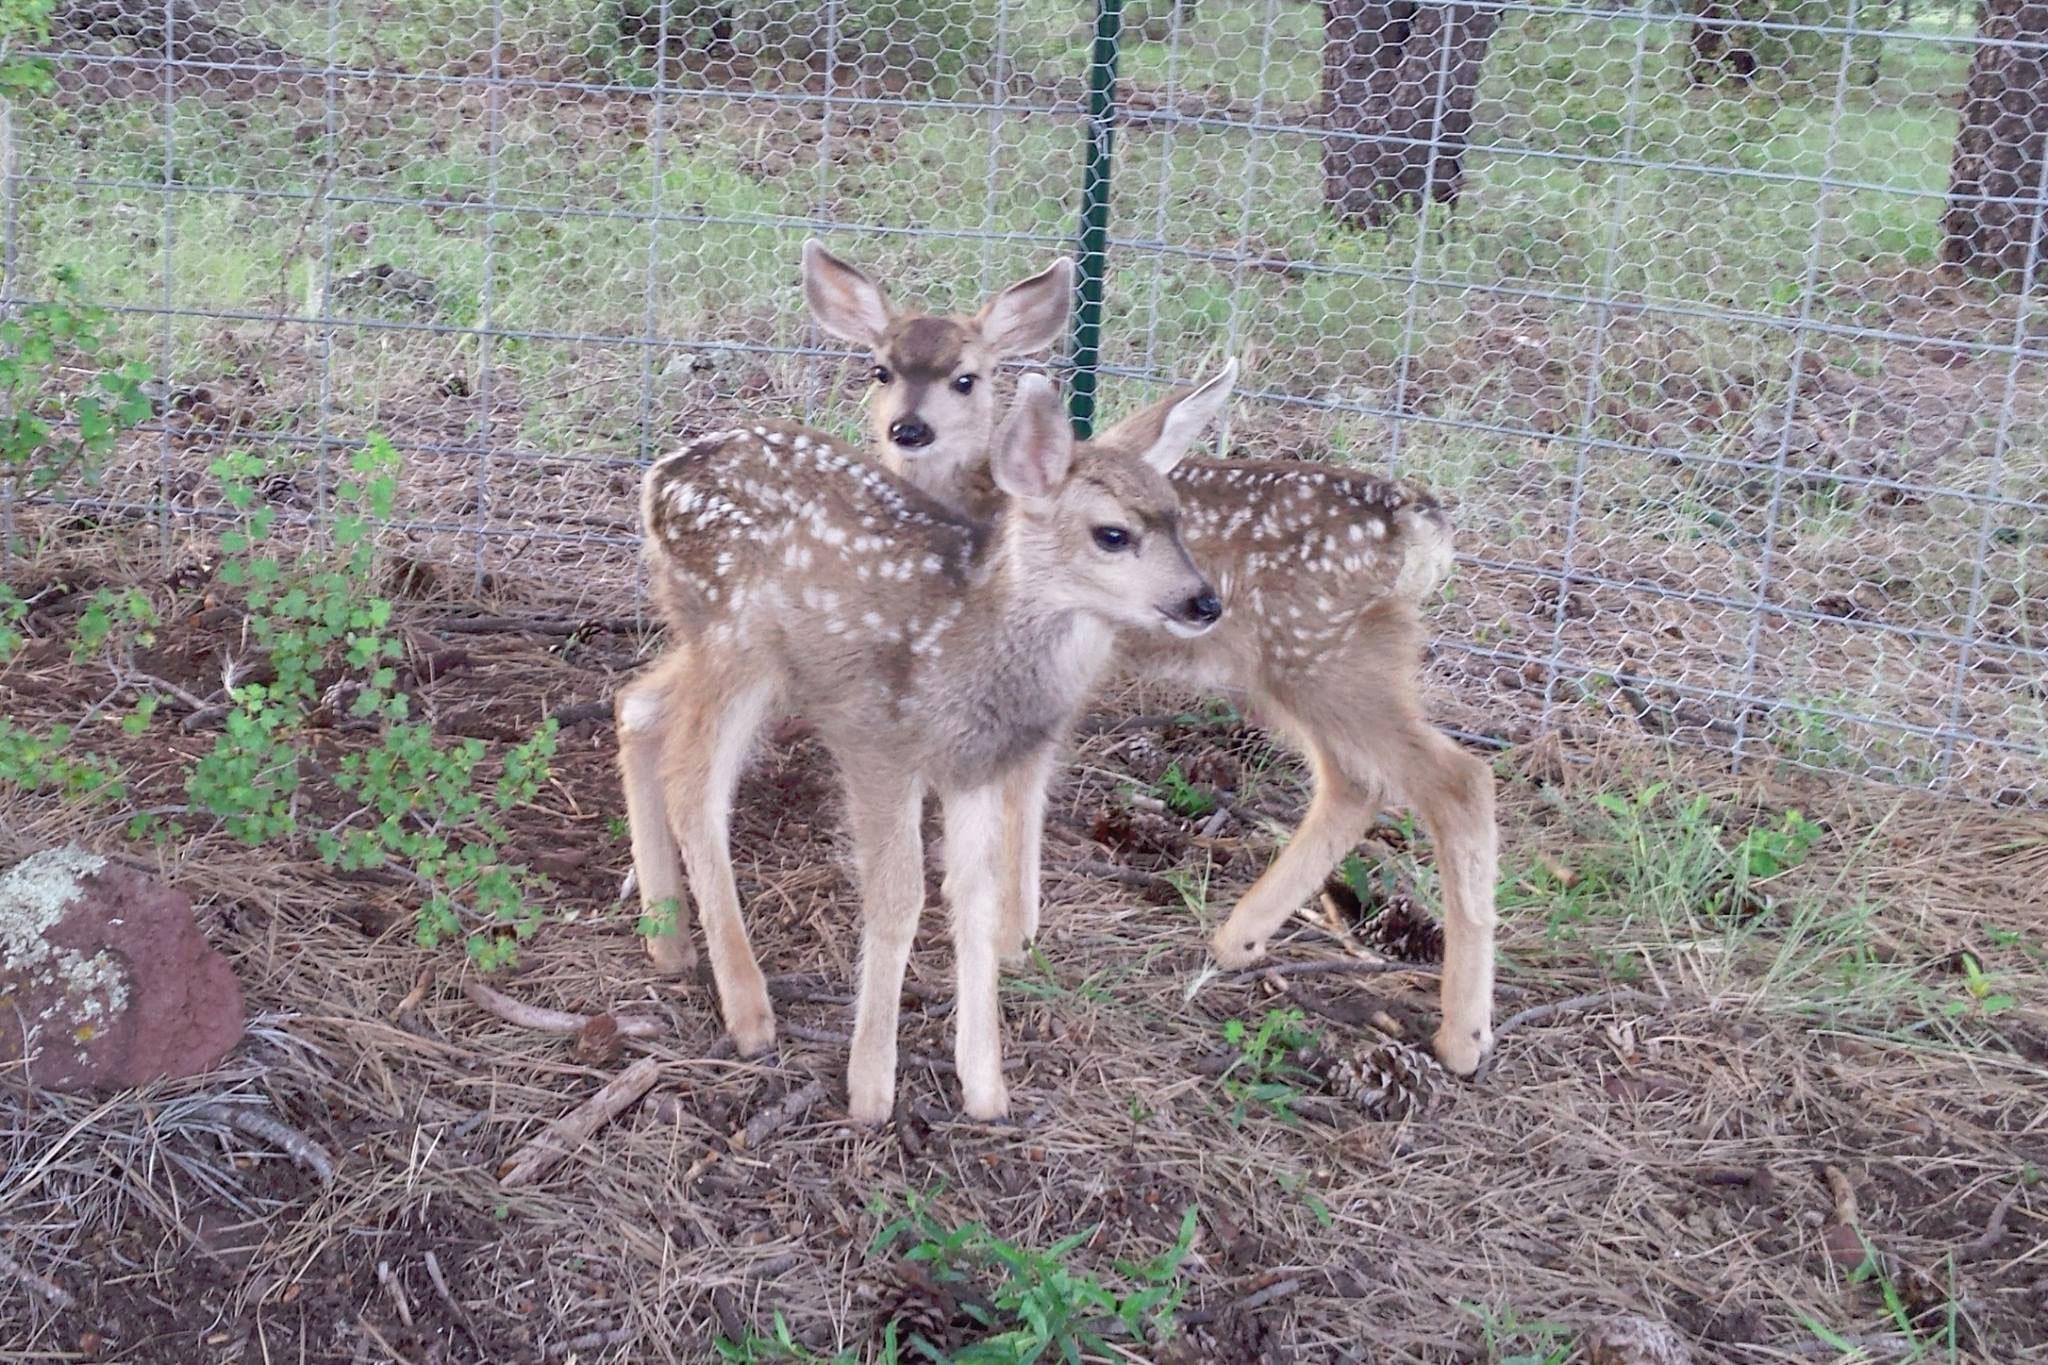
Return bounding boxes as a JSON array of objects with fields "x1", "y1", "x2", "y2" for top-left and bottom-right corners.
[
  {"x1": 1322, "y1": 0, "x2": 1503, "y2": 229},
  {"x1": 1688, "y1": 0, "x2": 1757, "y2": 86},
  {"x1": 1942, "y1": 0, "x2": 2048, "y2": 282}
]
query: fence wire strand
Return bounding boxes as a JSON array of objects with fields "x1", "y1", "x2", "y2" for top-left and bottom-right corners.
[{"x1": 2, "y1": 0, "x2": 2043, "y2": 805}]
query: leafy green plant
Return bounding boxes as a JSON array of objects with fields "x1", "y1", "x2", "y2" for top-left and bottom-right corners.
[
  {"x1": 0, "y1": 718, "x2": 126, "y2": 803},
  {"x1": 1942, "y1": 952, "x2": 2018, "y2": 1021},
  {"x1": 0, "y1": 265, "x2": 152, "y2": 499},
  {"x1": 1218, "y1": 1007, "x2": 1316, "y2": 1124},
  {"x1": 174, "y1": 438, "x2": 561, "y2": 966},
  {"x1": 856, "y1": 1189, "x2": 1198, "y2": 1364},
  {"x1": 1155, "y1": 762, "x2": 1215, "y2": 819},
  {"x1": 1733, "y1": 808, "x2": 1822, "y2": 879},
  {"x1": 1462, "y1": 1302, "x2": 1573, "y2": 1365}
]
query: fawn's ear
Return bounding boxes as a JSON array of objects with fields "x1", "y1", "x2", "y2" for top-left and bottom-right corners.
[
  {"x1": 973, "y1": 258, "x2": 1074, "y2": 358},
  {"x1": 803, "y1": 239, "x2": 895, "y2": 349},
  {"x1": 992, "y1": 373, "x2": 1075, "y2": 501},
  {"x1": 1093, "y1": 357, "x2": 1238, "y2": 475}
]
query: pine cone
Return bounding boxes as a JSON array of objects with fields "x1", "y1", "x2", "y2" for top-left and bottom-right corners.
[
  {"x1": 1365, "y1": 894, "x2": 1444, "y2": 964},
  {"x1": 864, "y1": 1260, "x2": 969, "y2": 1353},
  {"x1": 1297, "y1": 1038, "x2": 1448, "y2": 1121},
  {"x1": 1583, "y1": 1315, "x2": 1695, "y2": 1365}
]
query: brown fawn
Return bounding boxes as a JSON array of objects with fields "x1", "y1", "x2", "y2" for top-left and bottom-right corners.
[
  {"x1": 615, "y1": 369, "x2": 1235, "y2": 1122},
  {"x1": 804, "y1": 242, "x2": 1499, "y2": 1076}
]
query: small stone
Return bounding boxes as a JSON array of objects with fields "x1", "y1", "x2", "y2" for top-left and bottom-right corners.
[{"x1": 0, "y1": 848, "x2": 244, "y2": 1091}]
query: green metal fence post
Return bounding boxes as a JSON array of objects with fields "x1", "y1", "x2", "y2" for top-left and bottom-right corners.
[{"x1": 1070, "y1": 0, "x2": 1123, "y2": 439}]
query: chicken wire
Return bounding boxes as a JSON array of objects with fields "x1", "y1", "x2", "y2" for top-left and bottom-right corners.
[{"x1": 2, "y1": 0, "x2": 2043, "y2": 804}]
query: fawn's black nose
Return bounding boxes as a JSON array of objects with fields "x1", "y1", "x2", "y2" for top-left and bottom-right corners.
[
  {"x1": 889, "y1": 417, "x2": 934, "y2": 449},
  {"x1": 1185, "y1": 589, "x2": 1222, "y2": 626}
]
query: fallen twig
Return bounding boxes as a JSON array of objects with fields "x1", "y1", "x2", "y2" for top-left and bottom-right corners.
[
  {"x1": 1960, "y1": 1179, "x2": 2027, "y2": 1261},
  {"x1": 549, "y1": 1326, "x2": 637, "y2": 1357},
  {"x1": 546, "y1": 699, "x2": 614, "y2": 727},
  {"x1": 735, "y1": 1080, "x2": 829, "y2": 1151},
  {"x1": 375, "y1": 1260, "x2": 414, "y2": 1329},
  {"x1": 0, "y1": 1245, "x2": 73, "y2": 1311},
  {"x1": 422, "y1": 1251, "x2": 487, "y2": 1354},
  {"x1": 1226, "y1": 958, "x2": 1438, "y2": 983},
  {"x1": 1181, "y1": 1275, "x2": 1305, "y2": 1327},
  {"x1": 1059, "y1": 860, "x2": 1176, "y2": 894},
  {"x1": 1492, "y1": 989, "x2": 1669, "y2": 1042},
  {"x1": 191, "y1": 1102, "x2": 337, "y2": 1183},
  {"x1": 420, "y1": 614, "x2": 640, "y2": 637},
  {"x1": 463, "y1": 979, "x2": 664, "y2": 1039},
  {"x1": 499, "y1": 1057, "x2": 663, "y2": 1187}
]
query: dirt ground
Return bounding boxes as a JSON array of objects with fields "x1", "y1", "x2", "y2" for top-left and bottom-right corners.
[{"x1": 3, "y1": 564, "x2": 2046, "y2": 1364}]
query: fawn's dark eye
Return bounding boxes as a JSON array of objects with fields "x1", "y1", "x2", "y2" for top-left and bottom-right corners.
[
  {"x1": 1092, "y1": 525, "x2": 1132, "y2": 552},
  {"x1": 952, "y1": 373, "x2": 977, "y2": 394},
  {"x1": 872, "y1": 365, "x2": 892, "y2": 385}
]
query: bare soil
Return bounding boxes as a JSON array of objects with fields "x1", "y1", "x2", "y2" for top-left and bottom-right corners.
[{"x1": 4, "y1": 563, "x2": 2046, "y2": 1363}]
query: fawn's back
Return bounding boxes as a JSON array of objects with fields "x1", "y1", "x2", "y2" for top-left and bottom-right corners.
[{"x1": 640, "y1": 407, "x2": 1212, "y2": 791}]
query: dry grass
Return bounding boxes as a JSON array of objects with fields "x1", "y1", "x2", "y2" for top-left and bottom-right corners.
[{"x1": 3, "y1": 569, "x2": 2045, "y2": 1363}]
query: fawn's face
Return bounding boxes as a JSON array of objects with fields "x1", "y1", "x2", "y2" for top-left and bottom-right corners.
[
  {"x1": 804, "y1": 240, "x2": 1072, "y2": 496},
  {"x1": 996, "y1": 375, "x2": 1223, "y2": 639}
]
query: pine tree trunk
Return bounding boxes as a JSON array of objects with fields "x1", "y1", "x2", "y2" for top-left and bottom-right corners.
[
  {"x1": 1322, "y1": 0, "x2": 1503, "y2": 228},
  {"x1": 1942, "y1": 0, "x2": 2048, "y2": 283}
]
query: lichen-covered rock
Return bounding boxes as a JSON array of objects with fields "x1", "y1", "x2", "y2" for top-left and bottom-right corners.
[{"x1": 0, "y1": 848, "x2": 244, "y2": 1090}]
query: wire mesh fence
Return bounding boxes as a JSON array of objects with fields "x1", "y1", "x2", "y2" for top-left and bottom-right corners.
[{"x1": 3, "y1": 0, "x2": 2043, "y2": 804}]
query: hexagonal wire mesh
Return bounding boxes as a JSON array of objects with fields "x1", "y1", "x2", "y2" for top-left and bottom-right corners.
[{"x1": 1, "y1": 0, "x2": 2042, "y2": 803}]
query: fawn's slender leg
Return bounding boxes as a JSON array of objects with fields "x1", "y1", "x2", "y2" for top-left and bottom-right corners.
[
  {"x1": 942, "y1": 780, "x2": 1011, "y2": 1120},
  {"x1": 617, "y1": 650, "x2": 696, "y2": 972},
  {"x1": 844, "y1": 767, "x2": 928, "y2": 1124},
  {"x1": 1391, "y1": 727, "x2": 1498, "y2": 1075},
  {"x1": 995, "y1": 748, "x2": 1054, "y2": 964},
  {"x1": 1209, "y1": 731, "x2": 1380, "y2": 969},
  {"x1": 664, "y1": 677, "x2": 780, "y2": 1055}
]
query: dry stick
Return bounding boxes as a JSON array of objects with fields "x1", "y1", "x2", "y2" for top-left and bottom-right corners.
[
  {"x1": 463, "y1": 979, "x2": 664, "y2": 1040},
  {"x1": 191, "y1": 1103, "x2": 337, "y2": 1183},
  {"x1": 1491, "y1": 989, "x2": 1669, "y2": 1042},
  {"x1": 550, "y1": 1326, "x2": 637, "y2": 1356},
  {"x1": 1960, "y1": 1180, "x2": 2027, "y2": 1261},
  {"x1": 498, "y1": 1057, "x2": 663, "y2": 1188},
  {"x1": 1226, "y1": 958, "x2": 1439, "y2": 983},
  {"x1": 420, "y1": 614, "x2": 640, "y2": 637},
  {"x1": 1181, "y1": 1275, "x2": 1307, "y2": 1328},
  {"x1": 422, "y1": 1250, "x2": 487, "y2": 1354},
  {"x1": 734, "y1": 1080, "x2": 829, "y2": 1152},
  {"x1": 0, "y1": 1245, "x2": 73, "y2": 1311},
  {"x1": 375, "y1": 1260, "x2": 415, "y2": 1329}
]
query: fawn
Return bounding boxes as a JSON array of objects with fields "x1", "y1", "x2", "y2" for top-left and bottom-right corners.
[
  {"x1": 805, "y1": 244, "x2": 1498, "y2": 1076},
  {"x1": 615, "y1": 369, "x2": 1234, "y2": 1121}
]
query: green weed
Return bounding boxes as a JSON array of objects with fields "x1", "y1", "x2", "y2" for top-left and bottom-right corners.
[
  {"x1": 0, "y1": 266, "x2": 152, "y2": 505},
  {"x1": 1218, "y1": 1006, "x2": 1316, "y2": 1124}
]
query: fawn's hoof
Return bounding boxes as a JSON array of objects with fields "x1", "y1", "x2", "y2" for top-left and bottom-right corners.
[
  {"x1": 1433, "y1": 1022, "x2": 1491, "y2": 1078},
  {"x1": 729, "y1": 1009, "x2": 778, "y2": 1060},
  {"x1": 962, "y1": 1077, "x2": 1010, "y2": 1123},
  {"x1": 848, "y1": 1077, "x2": 895, "y2": 1127},
  {"x1": 1209, "y1": 925, "x2": 1266, "y2": 970},
  {"x1": 644, "y1": 933, "x2": 697, "y2": 976}
]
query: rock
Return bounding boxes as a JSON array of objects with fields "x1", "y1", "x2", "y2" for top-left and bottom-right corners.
[
  {"x1": 0, "y1": 848, "x2": 244, "y2": 1091},
  {"x1": 1584, "y1": 1315, "x2": 1695, "y2": 1365}
]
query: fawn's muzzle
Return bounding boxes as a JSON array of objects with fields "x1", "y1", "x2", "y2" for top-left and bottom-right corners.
[
  {"x1": 1163, "y1": 585, "x2": 1223, "y2": 637},
  {"x1": 889, "y1": 417, "x2": 935, "y2": 450}
]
